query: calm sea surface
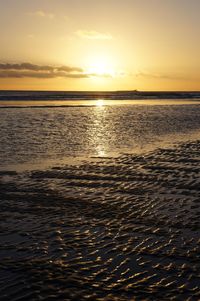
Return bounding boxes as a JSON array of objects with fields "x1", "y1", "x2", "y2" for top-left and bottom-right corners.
[{"x1": 1, "y1": 91, "x2": 200, "y2": 170}]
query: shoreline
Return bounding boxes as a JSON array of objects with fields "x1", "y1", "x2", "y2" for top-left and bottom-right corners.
[
  {"x1": 1, "y1": 98, "x2": 200, "y2": 108},
  {"x1": 2, "y1": 127, "x2": 200, "y2": 173}
]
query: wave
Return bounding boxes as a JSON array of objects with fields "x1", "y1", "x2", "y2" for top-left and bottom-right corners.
[{"x1": 0, "y1": 90, "x2": 200, "y2": 101}]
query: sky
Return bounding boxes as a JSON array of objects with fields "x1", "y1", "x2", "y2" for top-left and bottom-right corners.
[{"x1": 0, "y1": 0, "x2": 200, "y2": 91}]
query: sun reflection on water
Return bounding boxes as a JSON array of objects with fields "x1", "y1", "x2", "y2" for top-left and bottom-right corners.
[
  {"x1": 87, "y1": 104, "x2": 110, "y2": 157},
  {"x1": 96, "y1": 147, "x2": 106, "y2": 157},
  {"x1": 96, "y1": 99, "x2": 104, "y2": 107}
]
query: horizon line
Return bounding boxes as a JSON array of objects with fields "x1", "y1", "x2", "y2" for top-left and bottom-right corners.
[{"x1": 0, "y1": 89, "x2": 200, "y2": 93}]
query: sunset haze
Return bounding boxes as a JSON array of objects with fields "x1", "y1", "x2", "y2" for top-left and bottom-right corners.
[{"x1": 0, "y1": 0, "x2": 200, "y2": 90}]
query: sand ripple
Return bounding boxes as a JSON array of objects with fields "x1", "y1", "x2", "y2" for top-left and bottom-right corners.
[{"x1": 0, "y1": 141, "x2": 200, "y2": 300}]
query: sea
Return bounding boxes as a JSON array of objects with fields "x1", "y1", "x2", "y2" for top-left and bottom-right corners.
[{"x1": 1, "y1": 90, "x2": 200, "y2": 171}]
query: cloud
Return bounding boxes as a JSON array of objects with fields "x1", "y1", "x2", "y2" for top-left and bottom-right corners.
[
  {"x1": 31, "y1": 10, "x2": 55, "y2": 19},
  {"x1": 136, "y1": 71, "x2": 186, "y2": 80},
  {"x1": 0, "y1": 71, "x2": 90, "y2": 79},
  {"x1": 0, "y1": 63, "x2": 88, "y2": 79},
  {"x1": 0, "y1": 62, "x2": 111, "y2": 79},
  {"x1": 76, "y1": 30, "x2": 113, "y2": 40}
]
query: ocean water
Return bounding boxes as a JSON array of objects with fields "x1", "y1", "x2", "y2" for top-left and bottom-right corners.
[{"x1": 1, "y1": 90, "x2": 200, "y2": 170}]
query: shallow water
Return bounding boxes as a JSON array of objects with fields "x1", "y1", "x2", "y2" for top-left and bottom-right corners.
[{"x1": 1, "y1": 103, "x2": 200, "y2": 170}]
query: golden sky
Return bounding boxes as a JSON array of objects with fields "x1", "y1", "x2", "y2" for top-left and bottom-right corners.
[{"x1": 0, "y1": 0, "x2": 200, "y2": 91}]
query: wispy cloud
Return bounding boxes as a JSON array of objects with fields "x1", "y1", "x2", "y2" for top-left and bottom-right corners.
[
  {"x1": 136, "y1": 71, "x2": 186, "y2": 80},
  {"x1": 31, "y1": 10, "x2": 55, "y2": 19},
  {"x1": 75, "y1": 30, "x2": 113, "y2": 40},
  {"x1": 0, "y1": 63, "x2": 111, "y2": 79}
]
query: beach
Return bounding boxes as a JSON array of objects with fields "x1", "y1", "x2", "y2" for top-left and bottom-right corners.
[
  {"x1": 0, "y1": 98, "x2": 200, "y2": 300},
  {"x1": 1, "y1": 0, "x2": 200, "y2": 298},
  {"x1": 0, "y1": 139, "x2": 200, "y2": 300}
]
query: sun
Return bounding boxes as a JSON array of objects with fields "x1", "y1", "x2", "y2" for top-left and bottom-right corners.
[{"x1": 85, "y1": 54, "x2": 115, "y2": 77}]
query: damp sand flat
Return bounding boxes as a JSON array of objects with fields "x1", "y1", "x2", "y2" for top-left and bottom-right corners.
[{"x1": 0, "y1": 140, "x2": 200, "y2": 300}]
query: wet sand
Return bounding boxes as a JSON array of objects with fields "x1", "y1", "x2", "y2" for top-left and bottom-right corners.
[{"x1": 0, "y1": 140, "x2": 200, "y2": 300}]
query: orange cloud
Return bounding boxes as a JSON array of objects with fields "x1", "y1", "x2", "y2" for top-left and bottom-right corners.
[
  {"x1": 31, "y1": 10, "x2": 55, "y2": 19},
  {"x1": 0, "y1": 63, "x2": 112, "y2": 79}
]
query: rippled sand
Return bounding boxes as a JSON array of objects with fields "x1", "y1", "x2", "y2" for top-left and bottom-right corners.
[{"x1": 0, "y1": 140, "x2": 200, "y2": 300}]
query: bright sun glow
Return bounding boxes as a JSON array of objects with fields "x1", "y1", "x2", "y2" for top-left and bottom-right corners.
[{"x1": 86, "y1": 54, "x2": 116, "y2": 77}]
